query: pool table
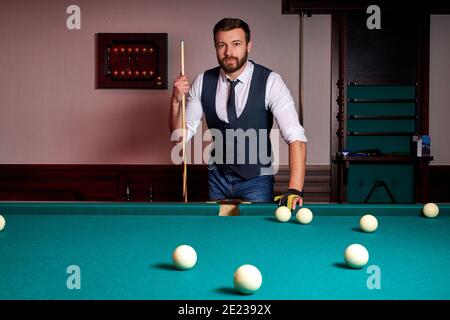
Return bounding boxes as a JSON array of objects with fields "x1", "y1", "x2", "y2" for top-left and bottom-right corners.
[{"x1": 0, "y1": 201, "x2": 449, "y2": 300}]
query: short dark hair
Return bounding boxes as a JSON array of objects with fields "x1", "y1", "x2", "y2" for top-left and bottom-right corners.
[{"x1": 213, "y1": 18, "x2": 251, "y2": 43}]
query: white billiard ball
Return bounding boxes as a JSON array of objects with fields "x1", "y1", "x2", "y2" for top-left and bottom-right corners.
[
  {"x1": 275, "y1": 206, "x2": 291, "y2": 222},
  {"x1": 296, "y1": 207, "x2": 313, "y2": 224},
  {"x1": 422, "y1": 203, "x2": 439, "y2": 218},
  {"x1": 172, "y1": 245, "x2": 197, "y2": 270},
  {"x1": 359, "y1": 214, "x2": 378, "y2": 232},
  {"x1": 344, "y1": 244, "x2": 369, "y2": 269},
  {"x1": 0, "y1": 215, "x2": 5, "y2": 231},
  {"x1": 233, "y1": 264, "x2": 262, "y2": 294}
]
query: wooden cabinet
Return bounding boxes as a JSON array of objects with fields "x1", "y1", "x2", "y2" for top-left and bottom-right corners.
[
  {"x1": 281, "y1": 1, "x2": 441, "y2": 203},
  {"x1": 331, "y1": 11, "x2": 432, "y2": 203}
]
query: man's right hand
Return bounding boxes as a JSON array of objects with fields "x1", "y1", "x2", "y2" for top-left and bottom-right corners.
[
  {"x1": 172, "y1": 75, "x2": 190, "y2": 104},
  {"x1": 169, "y1": 75, "x2": 190, "y2": 144}
]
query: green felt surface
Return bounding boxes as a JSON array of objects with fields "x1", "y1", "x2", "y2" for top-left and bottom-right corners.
[
  {"x1": 347, "y1": 119, "x2": 415, "y2": 133},
  {"x1": 346, "y1": 136, "x2": 412, "y2": 154},
  {"x1": 347, "y1": 164, "x2": 415, "y2": 203},
  {"x1": 0, "y1": 202, "x2": 449, "y2": 299},
  {"x1": 347, "y1": 103, "x2": 416, "y2": 116},
  {"x1": 347, "y1": 85, "x2": 415, "y2": 100}
]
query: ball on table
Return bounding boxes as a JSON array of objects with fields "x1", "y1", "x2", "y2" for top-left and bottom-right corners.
[
  {"x1": 275, "y1": 206, "x2": 291, "y2": 222},
  {"x1": 233, "y1": 264, "x2": 262, "y2": 294},
  {"x1": 359, "y1": 214, "x2": 378, "y2": 232},
  {"x1": 0, "y1": 215, "x2": 5, "y2": 231},
  {"x1": 172, "y1": 244, "x2": 197, "y2": 270},
  {"x1": 296, "y1": 207, "x2": 313, "y2": 224},
  {"x1": 422, "y1": 203, "x2": 439, "y2": 218},
  {"x1": 344, "y1": 244, "x2": 369, "y2": 269}
]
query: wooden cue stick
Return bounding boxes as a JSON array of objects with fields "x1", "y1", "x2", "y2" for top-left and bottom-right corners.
[{"x1": 181, "y1": 40, "x2": 187, "y2": 202}]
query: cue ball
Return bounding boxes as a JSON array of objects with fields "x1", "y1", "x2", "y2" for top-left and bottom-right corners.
[
  {"x1": 296, "y1": 207, "x2": 313, "y2": 224},
  {"x1": 233, "y1": 264, "x2": 262, "y2": 294},
  {"x1": 172, "y1": 245, "x2": 197, "y2": 270},
  {"x1": 275, "y1": 206, "x2": 291, "y2": 222},
  {"x1": 359, "y1": 214, "x2": 378, "y2": 232},
  {"x1": 0, "y1": 215, "x2": 5, "y2": 231},
  {"x1": 422, "y1": 203, "x2": 439, "y2": 218},
  {"x1": 344, "y1": 244, "x2": 369, "y2": 269}
]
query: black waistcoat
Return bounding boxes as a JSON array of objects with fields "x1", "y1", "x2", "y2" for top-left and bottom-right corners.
[{"x1": 201, "y1": 62, "x2": 273, "y2": 180}]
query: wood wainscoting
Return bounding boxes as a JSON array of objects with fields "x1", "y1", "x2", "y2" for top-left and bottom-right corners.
[
  {"x1": 2, "y1": 164, "x2": 446, "y2": 203},
  {"x1": 274, "y1": 165, "x2": 330, "y2": 203},
  {"x1": 429, "y1": 165, "x2": 450, "y2": 203},
  {"x1": 0, "y1": 164, "x2": 331, "y2": 203}
]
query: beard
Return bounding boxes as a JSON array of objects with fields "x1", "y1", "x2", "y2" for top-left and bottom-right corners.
[{"x1": 218, "y1": 50, "x2": 248, "y2": 74}]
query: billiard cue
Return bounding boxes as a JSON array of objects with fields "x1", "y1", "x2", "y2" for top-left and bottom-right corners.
[{"x1": 181, "y1": 40, "x2": 187, "y2": 202}]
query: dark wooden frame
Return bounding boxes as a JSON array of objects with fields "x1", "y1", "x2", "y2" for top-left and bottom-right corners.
[
  {"x1": 96, "y1": 33, "x2": 168, "y2": 89},
  {"x1": 282, "y1": 0, "x2": 450, "y2": 14},
  {"x1": 330, "y1": 11, "x2": 432, "y2": 203},
  {"x1": 0, "y1": 164, "x2": 332, "y2": 203},
  {"x1": 281, "y1": 0, "x2": 444, "y2": 203}
]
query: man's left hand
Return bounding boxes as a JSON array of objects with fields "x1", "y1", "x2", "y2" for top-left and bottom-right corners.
[{"x1": 274, "y1": 189, "x2": 304, "y2": 210}]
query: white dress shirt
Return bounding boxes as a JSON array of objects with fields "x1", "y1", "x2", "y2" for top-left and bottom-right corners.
[{"x1": 185, "y1": 61, "x2": 307, "y2": 143}]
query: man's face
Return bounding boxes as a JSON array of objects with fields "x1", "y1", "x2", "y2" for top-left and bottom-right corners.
[{"x1": 214, "y1": 28, "x2": 252, "y2": 74}]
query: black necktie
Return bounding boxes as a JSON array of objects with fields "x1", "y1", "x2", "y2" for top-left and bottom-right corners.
[{"x1": 227, "y1": 79, "x2": 239, "y2": 123}]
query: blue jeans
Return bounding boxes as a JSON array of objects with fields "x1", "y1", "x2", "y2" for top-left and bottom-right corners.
[{"x1": 208, "y1": 165, "x2": 274, "y2": 202}]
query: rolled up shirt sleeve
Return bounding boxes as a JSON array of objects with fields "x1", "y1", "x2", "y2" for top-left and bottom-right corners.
[
  {"x1": 266, "y1": 72, "x2": 307, "y2": 144},
  {"x1": 185, "y1": 73, "x2": 204, "y2": 142}
]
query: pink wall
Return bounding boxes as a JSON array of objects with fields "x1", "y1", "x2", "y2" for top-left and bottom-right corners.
[
  {"x1": 430, "y1": 15, "x2": 450, "y2": 165},
  {"x1": 1, "y1": 2, "x2": 449, "y2": 166},
  {"x1": 0, "y1": 0, "x2": 301, "y2": 164},
  {"x1": 302, "y1": 16, "x2": 331, "y2": 165}
]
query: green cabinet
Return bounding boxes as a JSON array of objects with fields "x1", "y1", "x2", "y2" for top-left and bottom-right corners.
[{"x1": 332, "y1": 11, "x2": 432, "y2": 203}]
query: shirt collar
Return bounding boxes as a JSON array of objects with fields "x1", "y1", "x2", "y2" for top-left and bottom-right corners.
[{"x1": 220, "y1": 60, "x2": 253, "y2": 84}]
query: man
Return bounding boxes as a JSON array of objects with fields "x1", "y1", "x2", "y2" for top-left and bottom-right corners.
[{"x1": 169, "y1": 18, "x2": 307, "y2": 210}]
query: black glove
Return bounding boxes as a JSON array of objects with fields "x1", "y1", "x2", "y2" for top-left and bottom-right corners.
[{"x1": 274, "y1": 189, "x2": 304, "y2": 209}]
